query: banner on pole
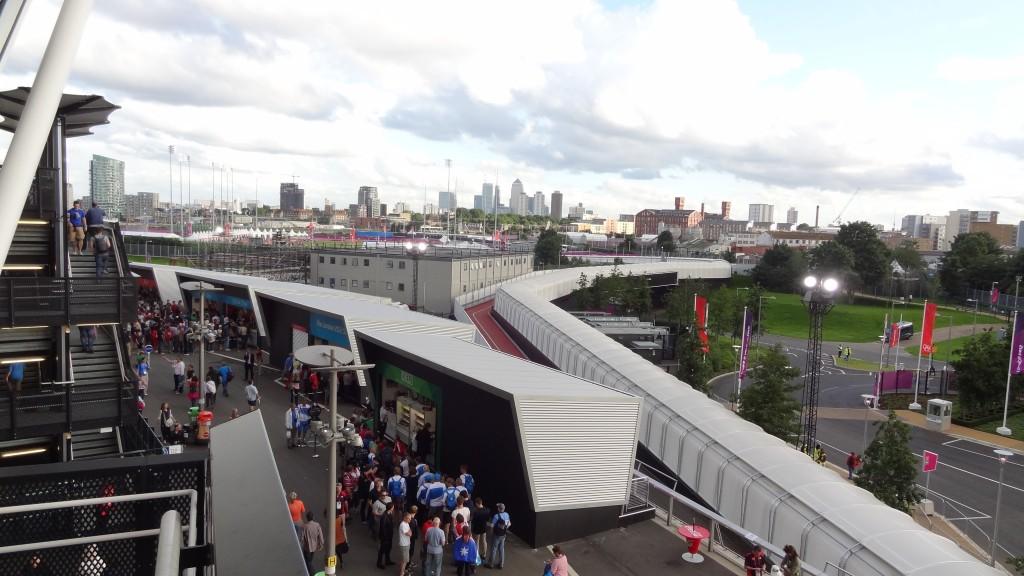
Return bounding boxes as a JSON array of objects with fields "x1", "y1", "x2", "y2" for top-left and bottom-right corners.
[
  {"x1": 920, "y1": 302, "x2": 937, "y2": 356},
  {"x1": 922, "y1": 450, "x2": 938, "y2": 473},
  {"x1": 992, "y1": 286, "x2": 1000, "y2": 305},
  {"x1": 1011, "y1": 312, "x2": 1024, "y2": 375},
  {"x1": 695, "y1": 295, "x2": 709, "y2": 353},
  {"x1": 889, "y1": 323, "x2": 900, "y2": 348},
  {"x1": 739, "y1": 307, "x2": 753, "y2": 378}
]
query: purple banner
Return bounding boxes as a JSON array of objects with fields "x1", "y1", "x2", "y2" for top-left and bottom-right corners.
[
  {"x1": 1012, "y1": 312, "x2": 1024, "y2": 375},
  {"x1": 739, "y1": 307, "x2": 753, "y2": 379},
  {"x1": 876, "y1": 371, "x2": 917, "y2": 393}
]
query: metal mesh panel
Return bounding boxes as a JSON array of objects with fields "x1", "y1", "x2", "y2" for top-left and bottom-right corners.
[{"x1": 0, "y1": 455, "x2": 206, "y2": 576}]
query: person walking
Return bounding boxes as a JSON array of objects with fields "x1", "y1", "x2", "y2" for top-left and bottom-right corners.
[
  {"x1": 334, "y1": 510, "x2": 349, "y2": 570},
  {"x1": 285, "y1": 403, "x2": 300, "y2": 448},
  {"x1": 204, "y1": 374, "x2": 217, "y2": 408},
  {"x1": 287, "y1": 492, "x2": 306, "y2": 538},
  {"x1": 245, "y1": 379, "x2": 260, "y2": 412},
  {"x1": 406, "y1": 505, "x2": 420, "y2": 571},
  {"x1": 846, "y1": 452, "x2": 862, "y2": 480},
  {"x1": 186, "y1": 374, "x2": 200, "y2": 408},
  {"x1": 84, "y1": 201, "x2": 105, "y2": 248},
  {"x1": 172, "y1": 358, "x2": 186, "y2": 394},
  {"x1": 452, "y1": 525, "x2": 479, "y2": 576},
  {"x1": 781, "y1": 545, "x2": 802, "y2": 576},
  {"x1": 159, "y1": 402, "x2": 175, "y2": 443},
  {"x1": 487, "y1": 503, "x2": 510, "y2": 569},
  {"x1": 377, "y1": 500, "x2": 396, "y2": 569},
  {"x1": 67, "y1": 200, "x2": 86, "y2": 255},
  {"x1": 388, "y1": 466, "x2": 407, "y2": 523},
  {"x1": 91, "y1": 227, "x2": 112, "y2": 277},
  {"x1": 243, "y1": 347, "x2": 256, "y2": 382},
  {"x1": 5, "y1": 362, "x2": 24, "y2": 397},
  {"x1": 470, "y1": 497, "x2": 490, "y2": 561},
  {"x1": 423, "y1": 517, "x2": 445, "y2": 576},
  {"x1": 300, "y1": 511, "x2": 324, "y2": 575},
  {"x1": 135, "y1": 357, "x2": 150, "y2": 399},
  {"x1": 218, "y1": 362, "x2": 233, "y2": 397},
  {"x1": 547, "y1": 545, "x2": 570, "y2": 576}
]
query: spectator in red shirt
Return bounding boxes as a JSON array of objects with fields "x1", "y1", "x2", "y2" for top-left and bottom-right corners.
[{"x1": 744, "y1": 544, "x2": 767, "y2": 576}]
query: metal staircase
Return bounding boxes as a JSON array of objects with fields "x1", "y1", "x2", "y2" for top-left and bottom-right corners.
[
  {"x1": 68, "y1": 251, "x2": 116, "y2": 278},
  {"x1": 67, "y1": 426, "x2": 122, "y2": 460}
]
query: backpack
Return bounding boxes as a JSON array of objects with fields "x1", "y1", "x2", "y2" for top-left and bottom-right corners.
[
  {"x1": 94, "y1": 234, "x2": 111, "y2": 253},
  {"x1": 445, "y1": 487, "x2": 458, "y2": 510},
  {"x1": 388, "y1": 477, "x2": 404, "y2": 498},
  {"x1": 462, "y1": 473, "x2": 475, "y2": 494},
  {"x1": 492, "y1": 513, "x2": 507, "y2": 536}
]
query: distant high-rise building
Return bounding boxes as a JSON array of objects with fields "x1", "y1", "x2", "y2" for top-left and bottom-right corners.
[
  {"x1": 280, "y1": 182, "x2": 305, "y2": 213},
  {"x1": 901, "y1": 215, "x2": 923, "y2": 237},
  {"x1": 532, "y1": 191, "x2": 546, "y2": 216},
  {"x1": 481, "y1": 183, "x2": 494, "y2": 213},
  {"x1": 473, "y1": 195, "x2": 484, "y2": 210},
  {"x1": 438, "y1": 191, "x2": 456, "y2": 212},
  {"x1": 357, "y1": 186, "x2": 380, "y2": 218},
  {"x1": 379, "y1": 203, "x2": 387, "y2": 216},
  {"x1": 393, "y1": 202, "x2": 409, "y2": 213},
  {"x1": 1017, "y1": 221, "x2": 1024, "y2": 249},
  {"x1": 89, "y1": 154, "x2": 125, "y2": 216},
  {"x1": 786, "y1": 207, "x2": 798, "y2": 224},
  {"x1": 348, "y1": 203, "x2": 366, "y2": 219},
  {"x1": 943, "y1": 209, "x2": 970, "y2": 250},
  {"x1": 125, "y1": 192, "x2": 159, "y2": 221},
  {"x1": 509, "y1": 179, "x2": 527, "y2": 216},
  {"x1": 748, "y1": 204, "x2": 774, "y2": 223},
  {"x1": 550, "y1": 191, "x2": 563, "y2": 220},
  {"x1": 423, "y1": 202, "x2": 438, "y2": 216},
  {"x1": 674, "y1": 197, "x2": 685, "y2": 210},
  {"x1": 720, "y1": 201, "x2": 731, "y2": 220}
]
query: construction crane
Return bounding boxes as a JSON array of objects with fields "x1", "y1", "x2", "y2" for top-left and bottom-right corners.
[{"x1": 830, "y1": 189, "x2": 860, "y2": 226}]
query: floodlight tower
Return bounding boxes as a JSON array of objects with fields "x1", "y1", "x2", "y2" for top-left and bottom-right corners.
[{"x1": 799, "y1": 275, "x2": 839, "y2": 453}]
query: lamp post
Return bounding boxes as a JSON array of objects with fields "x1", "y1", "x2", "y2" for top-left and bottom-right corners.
[
  {"x1": 293, "y1": 344, "x2": 372, "y2": 576},
  {"x1": 179, "y1": 281, "x2": 223, "y2": 409},
  {"x1": 996, "y1": 310, "x2": 1018, "y2": 437},
  {"x1": 798, "y1": 275, "x2": 839, "y2": 453},
  {"x1": 860, "y1": 393, "x2": 877, "y2": 453},
  {"x1": 990, "y1": 449, "x2": 1013, "y2": 566},
  {"x1": 967, "y1": 298, "x2": 979, "y2": 335}
]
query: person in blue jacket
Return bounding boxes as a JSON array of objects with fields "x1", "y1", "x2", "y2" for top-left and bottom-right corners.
[{"x1": 452, "y1": 525, "x2": 478, "y2": 575}]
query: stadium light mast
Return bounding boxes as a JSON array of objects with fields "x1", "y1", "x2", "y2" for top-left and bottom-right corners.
[{"x1": 798, "y1": 275, "x2": 839, "y2": 453}]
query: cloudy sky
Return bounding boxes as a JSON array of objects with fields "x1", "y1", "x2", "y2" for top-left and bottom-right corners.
[{"x1": 2, "y1": 0, "x2": 1023, "y2": 227}]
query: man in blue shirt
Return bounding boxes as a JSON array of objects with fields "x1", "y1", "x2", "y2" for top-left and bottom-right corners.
[
  {"x1": 5, "y1": 362, "x2": 25, "y2": 394},
  {"x1": 67, "y1": 200, "x2": 86, "y2": 255},
  {"x1": 487, "y1": 503, "x2": 510, "y2": 569},
  {"x1": 84, "y1": 202, "x2": 106, "y2": 249},
  {"x1": 218, "y1": 362, "x2": 232, "y2": 397}
]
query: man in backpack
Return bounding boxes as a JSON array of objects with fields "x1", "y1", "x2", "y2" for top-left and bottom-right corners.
[
  {"x1": 459, "y1": 464, "x2": 475, "y2": 496},
  {"x1": 487, "y1": 503, "x2": 510, "y2": 569},
  {"x1": 388, "y1": 466, "x2": 406, "y2": 522},
  {"x1": 84, "y1": 201, "x2": 105, "y2": 249},
  {"x1": 92, "y1": 228, "x2": 112, "y2": 277}
]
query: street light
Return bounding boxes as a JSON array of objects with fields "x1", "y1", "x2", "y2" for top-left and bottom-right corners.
[
  {"x1": 799, "y1": 275, "x2": 839, "y2": 453},
  {"x1": 860, "y1": 394, "x2": 877, "y2": 453},
  {"x1": 966, "y1": 298, "x2": 979, "y2": 336},
  {"x1": 179, "y1": 281, "x2": 223, "y2": 409},
  {"x1": 293, "y1": 344, "x2": 373, "y2": 576},
  {"x1": 990, "y1": 449, "x2": 1013, "y2": 566}
]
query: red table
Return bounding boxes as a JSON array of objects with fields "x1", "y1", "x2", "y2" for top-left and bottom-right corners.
[{"x1": 677, "y1": 524, "x2": 710, "y2": 563}]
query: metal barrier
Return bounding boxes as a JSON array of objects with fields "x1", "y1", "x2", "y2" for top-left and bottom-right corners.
[
  {"x1": 0, "y1": 276, "x2": 135, "y2": 328},
  {"x1": 629, "y1": 461, "x2": 836, "y2": 576}
]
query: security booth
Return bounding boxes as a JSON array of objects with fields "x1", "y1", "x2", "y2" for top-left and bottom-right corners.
[
  {"x1": 925, "y1": 399, "x2": 953, "y2": 432},
  {"x1": 356, "y1": 329, "x2": 642, "y2": 547}
]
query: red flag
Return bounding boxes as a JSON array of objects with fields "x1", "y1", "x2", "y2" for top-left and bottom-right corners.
[
  {"x1": 349, "y1": 228, "x2": 356, "y2": 240},
  {"x1": 920, "y1": 302, "x2": 937, "y2": 356},
  {"x1": 889, "y1": 323, "x2": 900, "y2": 348},
  {"x1": 695, "y1": 295, "x2": 709, "y2": 353},
  {"x1": 992, "y1": 286, "x2": 1000, "y2": 305}
]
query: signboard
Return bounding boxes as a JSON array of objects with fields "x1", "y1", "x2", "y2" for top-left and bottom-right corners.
[
  {"x1": 922, "y1": 450, "x2": 938, "y2": 473},
  {"x1": 1011, "y1": 312, "x2": 1024, "y2": 376},
  {"x1": 143, "y1": 344, "x2": 153, "y2": 354},
  {"x1": 327, "y1": 555, "x2": 337, "y2": 568},
  {"x1": 309, "y1": 312, "x2": 350, "y2": 348}
]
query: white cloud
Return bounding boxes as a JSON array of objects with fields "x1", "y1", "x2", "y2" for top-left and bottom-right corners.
[{"x1": 937, "y1": 55, "x2": 1024, "y2": 82}]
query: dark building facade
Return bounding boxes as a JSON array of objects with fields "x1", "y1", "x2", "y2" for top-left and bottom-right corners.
[{"x1": 280, "y1": 182, "x2": 305, "y2": 213}]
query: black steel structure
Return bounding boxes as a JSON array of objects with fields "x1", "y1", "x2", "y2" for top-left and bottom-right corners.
[{"x1": 798, "y1": 283, "x2": 836, "y2": 453}]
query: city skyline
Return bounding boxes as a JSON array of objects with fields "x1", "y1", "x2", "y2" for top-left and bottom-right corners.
[{"x1": 2, "y1": 1, "x2": 1023, "y2": 227}]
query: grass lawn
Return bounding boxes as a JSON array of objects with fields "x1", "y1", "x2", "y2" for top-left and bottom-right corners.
[
  {"x1": 128, "y1": 255, "x2": 171, "y2": 265},
  {"x1": 833, "y1": 355, "x2": 883, "y2": 372},
  {"x1": 760, "y1": 292, "x2": 979, "y2": 343},
  {"x1": 904, "y1": 334, "x2": 986, "y2": 362},
  {"x1": 976, "y1": 412, "x2": 1024, "y2": 441}
]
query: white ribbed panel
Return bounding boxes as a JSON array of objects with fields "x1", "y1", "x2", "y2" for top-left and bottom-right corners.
[
  {"x1": 517, "y1": 399, "x2": 640, "y2": 512},
  {"x1": 347, "y1": 319, "x2": 476, "y2": 387}
]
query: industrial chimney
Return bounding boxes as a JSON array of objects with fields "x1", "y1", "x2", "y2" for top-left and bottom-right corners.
[
  {"x1": 674, "y1": 196, "x2": 685, "y2": 210},
  {"x1": 721, "y1": 201, "x2": 731, "y2": 220},
  {"x1": 815, "y1": 205, "x2": 820, "y2": 228}
]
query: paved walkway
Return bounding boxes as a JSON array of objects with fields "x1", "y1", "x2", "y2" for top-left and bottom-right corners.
[
  {"x1": 465, "y1": 299, "x2": 527, "y2": 359},
  {"x1": 139, "y1": 347, "x2": 736, "y2": 575}
]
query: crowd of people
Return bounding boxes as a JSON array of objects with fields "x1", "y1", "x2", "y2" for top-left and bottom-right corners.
[{"x1": 289, "y1": 447, "x2": 571, "y2": 576}]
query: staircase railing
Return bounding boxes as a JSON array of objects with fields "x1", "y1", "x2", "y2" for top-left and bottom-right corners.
[{"x1": 0, "y1": 276, "x2": 134, "y2": 328}]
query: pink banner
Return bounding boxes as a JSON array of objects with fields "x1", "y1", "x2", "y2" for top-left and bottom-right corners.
[{"x1": 739, "y1": 307, "x2": 753, "y2": 378}]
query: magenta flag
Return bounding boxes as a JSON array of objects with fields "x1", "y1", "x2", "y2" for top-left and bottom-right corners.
[
  {"x1": 1011, "y1": 312, "x2": 1024, "y2": 375},
  {"x1": 739, "y1": 307, "x2": 753, "y2": 378}
]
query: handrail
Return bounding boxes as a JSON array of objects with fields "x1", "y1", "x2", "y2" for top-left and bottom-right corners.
[
  {"x1": 0, "y1": 488, "x2": 198, "y2": 555},
  {"x1": 155, "y1": 510, "x2": 183, "y2": 576}
]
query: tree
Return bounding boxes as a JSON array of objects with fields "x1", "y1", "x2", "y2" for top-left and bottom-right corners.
[
  {"x1": 656, "y1": 230, "x2": 676, "y2": 254},
  {"x1": 534, "y1": 228, "x2": 562, "y2": 267},
  {"x1": 951, "y1": 332, "x2": 1014, "y2": 416},
  {"x1": 736, "y1": 345, "x2": 801, "y2": 442},
  {"x1": 720, "y1": 250, "x2": 737, "y2": 263},
  {"x1": 574, "y1": 273, "x2": 591, "y2": 309},
  {"x1": 808, "y1": 241, "x2": 854, "y2": 280},
  {"x1": 752, "y1": 244, "x2": 807, "y2": 292},
  {"x1": 796, "y1": 223, "x2": 812, "y2": 231},
  {"x1": 835, "y1": 221, "x2": 890, "y2": 288},
  {"x1": 676, "y1": 328, "x2": 713, "y2": 394},
  {"x1": 939, "y1": 232, "x2": 1008, "y2": 298},
  {"x1": 855, "y1": 411, "x2": 921, "y2": 513}
]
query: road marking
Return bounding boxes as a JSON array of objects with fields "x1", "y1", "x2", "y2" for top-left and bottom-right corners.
[
  {"x1": 911, "y1": 453, "x2": 1024, "y2": 494},
  {"x1": 943, "y1": 438, "x2": 1024, "y2": 464}
]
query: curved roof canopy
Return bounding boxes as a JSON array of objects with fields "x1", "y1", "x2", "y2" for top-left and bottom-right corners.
[{"x1": 0, "y1": 87, "x2": 119, "y2": 136}]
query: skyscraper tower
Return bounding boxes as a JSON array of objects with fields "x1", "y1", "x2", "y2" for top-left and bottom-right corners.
[
  {"x1": 89, "y1": 154, "x2": 125, "y2": 216},
  {"x1": 358, "y1": 186, "x2": 380, "y2": 217},
  {"x1": 550, "y1": 191, "x2": 563, "y2": 220}
]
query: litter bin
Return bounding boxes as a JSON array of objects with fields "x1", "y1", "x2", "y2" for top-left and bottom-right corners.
[{"x1": 196, "y1": 410, "x2": 214, "y2": 444}]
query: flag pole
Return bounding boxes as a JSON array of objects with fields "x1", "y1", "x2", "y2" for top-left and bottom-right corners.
[
  {"x1": 876, "y1": 312, "x2": 888, "y2": 398},
  {"x1": 704, "y1": 298, "x2": 710, "y2": 364},
  {"x1": 910, "y1": 301, "x2": 927, "y2": 411},
  {"x1": 736, "y1": 306, "x2": 749, "y2": 398},
  {"x1": 997, "y1": 310, "x2": 1019, "y2": 436}
]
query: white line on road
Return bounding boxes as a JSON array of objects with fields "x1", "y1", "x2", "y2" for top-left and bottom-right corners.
[
  {"x1": 941, "y1": 439, "x2": 1024, "y2": 468},
  {"x1": 911, "y1": 453, "x2": 1024, "y2": 494}
]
